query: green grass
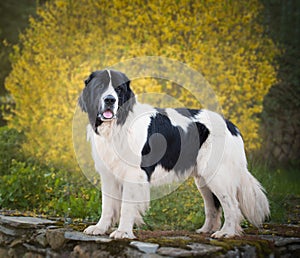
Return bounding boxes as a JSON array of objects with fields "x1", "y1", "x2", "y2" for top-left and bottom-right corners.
[{"x1": 250, "y1": 162, "x2": 300, "y2": 224}]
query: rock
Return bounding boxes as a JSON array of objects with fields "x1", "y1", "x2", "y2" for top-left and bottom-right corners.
[
  {"x1": 35, "y1": 232, "x2": 48, "y2": 247},
  {"x1": 0, "y1": 224, "x2": 27, "y2": 236},
  {"x1": 8, "y1": 248, "x2": 17, "y2": 257},
  {"x1": 23, "y1": 243, "x2": 46, "y2": 255},
  {"x1": 9, "y1": 238, "x2": 24, "y2": 247},
  {"x1": 157, "y1": 247, "x2": 192, "y2": 257},
  {"x1": 0, "y1": 215, "x2": 56, "y2": 229},
  {"x1": 288, "y1": 244, "x2": 300, "y2": 251},
  {"x1": 130, "y1": 241, "x2": 159, "y2": 254},
  {"x1": 46, "y1": 228, "x2": 67, "y2": 250},
  {"x1": 187, "y1": 243, "x2": 223, "y2": 255},
  {"x1": 225, "y1": 247, "x2": 240, "y2": 258},
  {"x1": 125, "y1": 246, "x2": 162, "y2": 258},
  {"x1": 72, "y1": 243, "x2": 112, "y2": 258},
  {"x1": 0, "y1": 247, "x2": 8, "y2": 258},
  {"x1": 240, "y1": 244, "x2": 256, "y2": 257},
  {"x1": 0, "y1": 231, "x2": 14, "y2": 245},
  {"x1": 23, "y1": 252, "x2": 44, "y2": 258},
  {"x1": 261, "y1": 235, "x2": 300, "y2": 247},
  {"x1": 73, "y1": 244, "x2": 91, "y2": 257},
  {"x1": 64, "y1": 230, "x2": 112, "y2": 243}
]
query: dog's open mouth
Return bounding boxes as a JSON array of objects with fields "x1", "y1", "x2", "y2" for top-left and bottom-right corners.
[{"x1": 98, "y1": 109, "x2": 116, "y2": 121}]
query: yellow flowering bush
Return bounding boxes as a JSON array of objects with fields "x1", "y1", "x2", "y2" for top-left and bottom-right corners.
[{"x1": 5, "y1": 0, "x2": 278, "y2": 168}]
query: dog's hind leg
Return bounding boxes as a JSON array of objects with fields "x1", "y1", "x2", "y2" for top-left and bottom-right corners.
[
  {"x1": 210, "y1": 192, "x2": 243, "y2": 238},
  {"x1": 207, "y1": 174, "x2": 243, "y2": 238},
  {"x1": 194, "y1": 176, "x2": 222, "y2": 234}
]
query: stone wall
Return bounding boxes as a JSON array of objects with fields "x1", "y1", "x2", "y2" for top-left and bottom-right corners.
[
  {"x1": 0, "y1": 215, "x2": 299, "y2": 257},
  {"x1": 262, "y1": 111, "x2": 300, "y2": 163}
]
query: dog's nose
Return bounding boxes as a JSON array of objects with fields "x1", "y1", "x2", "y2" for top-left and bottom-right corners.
[{"x1": 104, "y1": 95, "x2": 116, "y2": 105}]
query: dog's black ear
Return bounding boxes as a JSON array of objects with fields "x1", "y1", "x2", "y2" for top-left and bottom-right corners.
[
  {"x1": 78, "y1": 92, "x2": 87, "y2": 112},
  {"x1": 84, "y1": 72, "x2": 96, "y2": 86},
  {"x1": 115, "y1": 78, "x2": 136, "y2": 126},
  {"x1": 117, "y1": 80, "x2": 134, "y2": 105}
]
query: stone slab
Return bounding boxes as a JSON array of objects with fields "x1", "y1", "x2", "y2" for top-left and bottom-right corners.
[
  {"x1": 0, "y1": 225, "x2": 26, "y2": 236},
  {"x1": 187, "y1": 242, "x2": 223, "y2": 255},
  {"x1": 130, "y1": 241, "x2": 160, "y2": 254},
  {"x1": 261, "y1": 235, "x2": 300, "y2": 247},
  {"x1": 157, "y1": 247, "x2": 192, "y2": 257},
  {"x1": 46, "y1": 228, "x2": 67, "y2": 250},
  {"x1": 64, "y1": 231, "x2": 112, "y2": 243},
  {"x1": 0, "y1": 216, "x2": 56, "y2": 229}
]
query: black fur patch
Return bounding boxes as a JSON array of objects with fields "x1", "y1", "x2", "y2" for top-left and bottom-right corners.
[
  {"x1": 114, "y1": 81, "x2": 136, "y2": 126},
  {"x1": 79, "y1": 70, "x2": 111, "y2": 132},
  {"x1": 175, "y1": 108, "x2": 200, "y2": 118},
  {"x1": 141, "y1": 112, "x2": 210, "y2": 181},
  {"x1": 212, "y1": 193, "x2": 221, "y2": 209},
  {"x1": 225, "y1": 119, "x2": 240, "y2": 137}
]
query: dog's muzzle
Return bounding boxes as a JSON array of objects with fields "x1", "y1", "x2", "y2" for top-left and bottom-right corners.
[{"x1": 97, "y1": 95, "x2": 117, "y2": 121}]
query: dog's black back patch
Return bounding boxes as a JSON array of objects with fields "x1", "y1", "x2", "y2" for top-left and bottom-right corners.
[
  {"x1": 141, "y1": 112, "x2": 209, "y2": 181},
  {"x1": 175, "y1": 108, "x2": 200, "y2": 118},
  {"x1": 225, "y1": 119, "x2": 240, "y2": 137}
]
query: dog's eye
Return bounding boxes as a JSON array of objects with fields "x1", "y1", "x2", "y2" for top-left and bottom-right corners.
[{"x1": 116, "y1": 86, "x2": 123, "y2": 93}]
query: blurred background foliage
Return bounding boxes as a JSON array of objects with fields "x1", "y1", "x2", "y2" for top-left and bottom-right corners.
[
  {"x1": 0, "y1": 0, "x2": 45, "y2": 125},
  {"x1": 4, "y1": 0, "x2": 279, "y2": 167},
  {"x1": 0, "y1": 0, "x2": 299, "y2": 226},
  {"x1": 260, "y1": 0, "x2": 300, "y2": 164}
]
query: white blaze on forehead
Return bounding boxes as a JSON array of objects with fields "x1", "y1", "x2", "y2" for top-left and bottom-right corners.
[
  {"x1": 106, "y1": 70, "x2": 112, "y2": 87},
  {"x1": 102, "y1": 69, "x2": 116, "y2": 96}
]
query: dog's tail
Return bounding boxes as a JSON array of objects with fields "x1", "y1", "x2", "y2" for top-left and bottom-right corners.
[{"x1": 237, "y1": 170, "x2": 270, "y2": 227}]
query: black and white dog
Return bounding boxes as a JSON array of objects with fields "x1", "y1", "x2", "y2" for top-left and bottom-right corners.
[{"x1": 78, "y1": 69, "x2": 269, "y2": 239}]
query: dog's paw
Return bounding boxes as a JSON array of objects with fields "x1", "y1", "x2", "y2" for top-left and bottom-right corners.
[
  {"x1": 196, "y1": 224, "x2": 221, "y2": 234},
  {"x1": 84, "y1": 225, "x2": 107, "y2": 235},
  {"x1": 196, "y1": 226, "x2": 213, "y2": 234},
  {"x1": 109, "y1": 230, "x2": 136, "y2": 239},
  {"x1": 211, "y1": 230, "x2": 234, "y2": 239}
]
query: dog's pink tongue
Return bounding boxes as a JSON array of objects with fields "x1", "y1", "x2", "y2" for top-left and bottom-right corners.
[{"x1": 103, "y1": 110, "x2": 113, "y2": 119}]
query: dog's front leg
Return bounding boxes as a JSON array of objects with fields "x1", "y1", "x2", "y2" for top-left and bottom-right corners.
[
  {"x1": 84, "y1": 170, "x2": 122, "y2": 235},
  {"x1": 110, "y1": 180, "x2": 150, "y2": 239}
]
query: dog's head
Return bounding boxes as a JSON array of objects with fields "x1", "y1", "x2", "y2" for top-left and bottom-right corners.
[{"x1": 78, "y1": 70, "x2": 136, "y2": 133}]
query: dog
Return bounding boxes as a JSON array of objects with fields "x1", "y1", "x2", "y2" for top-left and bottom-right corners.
[{"x1": 78, "y1": 69, "x2": 269, "y2": 239}]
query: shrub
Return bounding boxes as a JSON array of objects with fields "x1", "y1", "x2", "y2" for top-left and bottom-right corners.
[
  {"x1": 0, "y1": 158, "x2": 101, "y2": 220},
  {"x1": 5, "y1": 0, "x2": 278, "y2": 168},
  {"x1": 0, "y1": 126, "x2": 24, "y2": 175}
]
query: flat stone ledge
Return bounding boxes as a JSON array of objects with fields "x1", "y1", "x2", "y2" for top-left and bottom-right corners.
[
  {"x1": 64, "y1": 231, "x2": 112, "y2": 243},
  {"x1": 157, "y1": 243, "x2": 223, "y2": 257},
  {"x1": 0, "y1": 215, "x2": 57, "y2": 229},
  {"x1": 0, "y1": 215, "x2": 299, "y2": 257}
]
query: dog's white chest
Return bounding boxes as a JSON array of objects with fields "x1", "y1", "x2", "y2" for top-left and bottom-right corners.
[{"x1": 93, "y1": 121, "x2": 147, "y2": 174}]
